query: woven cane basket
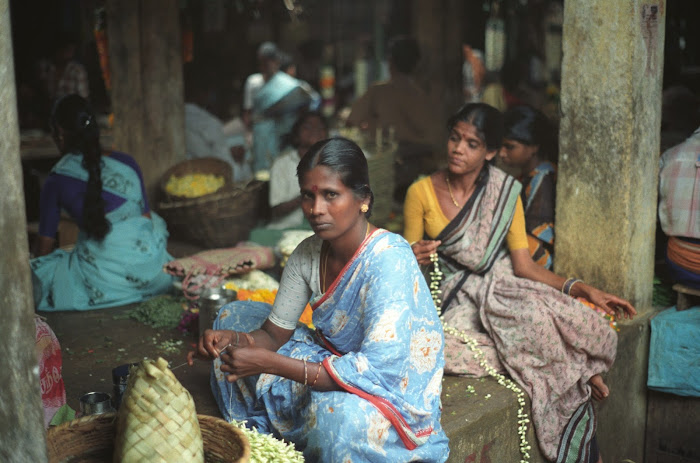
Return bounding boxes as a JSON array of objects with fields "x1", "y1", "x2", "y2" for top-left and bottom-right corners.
[
  {"x1": 158, "y1": 180, "x2": 265, "y2": 248},
  {"x1": 160, "y1": 157, "x2": 233, "y2": 203},
  {"x1": 46, "y1": 413, "x2": 250, "y2": 463},
  {"x1": 366, "y1": 144, "x2": 396, "y2": 228}
]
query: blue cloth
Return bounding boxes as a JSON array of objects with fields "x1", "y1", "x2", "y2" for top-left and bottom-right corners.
[
  {"x1": 211, "y1": 231, "x2": 449, "y2": 462},
  {"x1": 648, "y1": 306, "x2": 700, "y2": 396},
  {"x1": 666, "y1": 251, "x2": 700, "y2": 289},
  {"x1": 31, "y1": 153, "x2": 174, "y2": 311}
]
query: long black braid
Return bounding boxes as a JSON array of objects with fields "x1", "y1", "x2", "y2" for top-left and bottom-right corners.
[{"x1": 50, "y1": 94, "x2": 110, "y2": 240}]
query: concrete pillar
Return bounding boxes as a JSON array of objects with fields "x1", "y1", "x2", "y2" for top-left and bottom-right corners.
[
  {"x1": 106, "y1": 0, "x2": 185, "y2": 204},
  {"x1": 557, "y1": 0, "x2": 664, "y2": 311},
  {"x1": 557, "y1": 1, "x2": 665, "y2": 461},
  {"x1": 0, "y1": 1, "x2": 49, "y2": 461}
]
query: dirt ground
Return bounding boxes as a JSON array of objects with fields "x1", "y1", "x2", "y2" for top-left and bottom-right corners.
[
  {"x1": 39, "y1": 239, "x2": 222, "y2": 419},
  {"x1": 41, "y1": 303, "x2": 221, "y2": 419}
]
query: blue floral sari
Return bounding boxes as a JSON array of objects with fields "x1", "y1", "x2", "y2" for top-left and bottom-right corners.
[
  {"x1": 211, "y1": 231, "x2": 449, "y2": 462},
  {"x1": 31, "y1": 154, "x2": 174, "y2": 311}
]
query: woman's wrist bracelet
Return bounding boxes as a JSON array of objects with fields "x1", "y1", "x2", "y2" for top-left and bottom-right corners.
[
  {"x1": 303, "y1": 359, "x2": 308, "y2": 386},
  {"x1": 310, "y1": 363, "x2": 322, "y2": 388},
  {"x1": 561, "y1": 278, "x2": 582, "y2": 296}
]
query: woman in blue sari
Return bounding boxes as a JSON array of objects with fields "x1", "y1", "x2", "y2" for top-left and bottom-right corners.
[
  {"x1": 189, "y1": 138, "x2": 449, "y2": 462},
  {"x1": 31, "y1": 94, "x2": 173, "y2": 311}
]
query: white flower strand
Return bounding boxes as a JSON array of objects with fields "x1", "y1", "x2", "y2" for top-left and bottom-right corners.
[
  {"x1": 229, "y1": 419, "x2": 305, "y2": 462},
  {"x1": 429, "y1": 253, "x2": 531, "y2": 462},
  {"x1": 429, "y1": 252, "x2": 443, "y2": 313}
]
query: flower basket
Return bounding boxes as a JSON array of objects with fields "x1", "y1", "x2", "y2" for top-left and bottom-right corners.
[
  {"x1": 160, "y1": 158, "x2": 233, "y2": 203},
  {"x1": 46, "y1": 413, "x2": 250, "y2": 463},
  {"x1": 158, "y1": 180, "x2": 265, "y2": 249}
]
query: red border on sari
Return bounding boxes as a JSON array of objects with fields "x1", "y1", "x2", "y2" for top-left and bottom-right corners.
[
  {"x1": 312, "y1": 229, "x2": 386, "y2": 310},
  {"x1": 322, "y1": 357, "x2": 432, "y2": 450}
]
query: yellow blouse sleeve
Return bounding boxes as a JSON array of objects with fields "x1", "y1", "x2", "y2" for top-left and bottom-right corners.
[
  {"x1": 403, "y1": 180, "x2": 427, "y2": 244},
  {"x1": 506, "y1": 196, "x2": 529, "y2": 251}
]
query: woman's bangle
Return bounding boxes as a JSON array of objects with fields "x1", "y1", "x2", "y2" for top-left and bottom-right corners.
[
  {"x1": 303, "y1": 359, "x2": 308, "y2": 386},
  {"x1": 232, "y1": 331, "x2": 240, "y2": 347},
  {"x1": 562, "y1": 278, "x2": 582, "y2": 296},
  {"x1": 310, "y1": 363, "x2": 322, "y2": 388}
]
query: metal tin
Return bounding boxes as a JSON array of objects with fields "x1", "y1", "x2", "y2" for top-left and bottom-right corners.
[
  {"x1": 79, "y1": 392, "x2": 114, "y2": 416},
  {"x1": 198, "y1": 287, "x2": 236, "y2": 337}
]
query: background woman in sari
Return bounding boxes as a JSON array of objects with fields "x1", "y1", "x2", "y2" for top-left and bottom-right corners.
[
  {"x1": 31, "y1": 94, "x2": 173, "y2": 311},
  {"x1": 189, "y1": 138, "x2": 448, "y2": 462},
  {"x1": 500, "y1": 105, "x2": 558, "y2": 269},
  {"x1": 246, "y1": 42, "x2": 315, "y2": 173},
  {"x1": 403, "y1": 103, "x2": 636, "y2": 463}
]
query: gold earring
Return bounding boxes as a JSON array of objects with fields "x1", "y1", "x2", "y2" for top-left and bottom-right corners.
[
  {"x1": 310, "y1": 208, "x2": 313, "y2": 214},
  {"x1": 360, "y1": 204, "x2": 369, "y2": 213}
]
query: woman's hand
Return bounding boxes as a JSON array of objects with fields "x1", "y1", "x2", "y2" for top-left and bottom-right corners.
[
  {"x1": 187, "y1": 329, "x2": 246, "y2": 365},
  {"x1": 411, "y1": 239, "x2": 442, "y2": 265},
  {"x1": 219, "y1": 334, "x2": 271, "y2": 382},
  {"x1": 578, "y1": 284, "x2": 637, "y2": 320}
]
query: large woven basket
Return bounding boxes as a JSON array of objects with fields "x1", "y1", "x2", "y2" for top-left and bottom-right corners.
[
  {"x1": 158, "y1": 180, "x2": 265, "y2": 248},
  {"x1": 160, "y1": 157, "x2": 233, "y2": 203},
  {"x1": 47, "y1": 413, "x2": 251, "y2": 463}
]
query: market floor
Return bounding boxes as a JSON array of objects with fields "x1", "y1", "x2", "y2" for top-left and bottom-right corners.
[{"x1": 39, "y1": 239, "x2": 222, "y2": 419}]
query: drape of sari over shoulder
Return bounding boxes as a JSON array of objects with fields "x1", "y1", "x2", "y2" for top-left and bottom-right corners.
[
  {"x1": 437, "y1": 164, "x2": 617, "y2": 462},
  {"x1": 211, "y1": 231, "x2": 449, "y2": 462}
]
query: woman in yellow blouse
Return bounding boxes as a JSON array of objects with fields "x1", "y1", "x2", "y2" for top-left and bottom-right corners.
[{"x1": 403, "y1": 103, "x2": 636, "y2": 463}]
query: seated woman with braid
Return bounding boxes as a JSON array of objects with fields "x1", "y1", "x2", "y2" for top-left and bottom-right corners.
[
  {"x1": 188, "y1": 138, "x2": 449, "y2": 462},
  {"x1": 403, "y1": 103, "x2": 636, "y2": 463},
  {"x1": 31, "y1": 94, "x2": 173, "y2": 311}
]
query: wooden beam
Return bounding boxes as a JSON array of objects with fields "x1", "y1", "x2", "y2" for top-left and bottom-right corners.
[
  {"x1": 0, "y1": 0, "x2": 49, "y2": 459},
  {"x1": 106, "y1": 0, "x2": 185, "y2": 205}
]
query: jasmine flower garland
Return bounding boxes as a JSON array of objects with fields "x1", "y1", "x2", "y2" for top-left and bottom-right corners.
[
  {"x1": 429, "y1": 252, "x2": 443, "y2": 312},
  {"x1": 429, "y1": 253, "x2": 531, "y2": 462}
]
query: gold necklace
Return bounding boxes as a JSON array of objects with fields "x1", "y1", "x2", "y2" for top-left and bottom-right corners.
[
  {"x1": 321, "y1": 243, "x2": 329, "y2": 293},
  {"x1": 322, "y1": 222, "x2": 371, "y2": 293},
  {"x1": 445, "y1": 175, "x2": 460, "y2": 207}
]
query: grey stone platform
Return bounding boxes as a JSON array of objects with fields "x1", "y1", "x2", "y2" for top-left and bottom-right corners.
[{"x1": 442, "y1": 376, "x2": 546, "y2": 462}]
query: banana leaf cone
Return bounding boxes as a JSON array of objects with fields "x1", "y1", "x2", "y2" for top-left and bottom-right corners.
[{"x1": 114, "y1": 357, "x2": 204, "y2": 463}]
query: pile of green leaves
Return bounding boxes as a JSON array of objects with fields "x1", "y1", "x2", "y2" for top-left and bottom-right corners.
[
  {"x1": 116, "y1": 295, "x2": 187, "y2": 329},
  {"x1": 652, "y1": 276, "x2": 676, "y2": 308}
]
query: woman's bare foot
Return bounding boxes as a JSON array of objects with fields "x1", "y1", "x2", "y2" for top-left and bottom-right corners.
[{"x1": 590, "y1": 374, "x2": 609, "y2": 401}]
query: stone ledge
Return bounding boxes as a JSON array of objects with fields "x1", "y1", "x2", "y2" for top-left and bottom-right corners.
[{"x1": 442, "y1": 376, "x2": 547, "y2": 463}]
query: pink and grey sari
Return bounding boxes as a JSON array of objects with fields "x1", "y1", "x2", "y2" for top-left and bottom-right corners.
[{"x1": 437, "y1": 165, "x2": 616, "y2": 462}]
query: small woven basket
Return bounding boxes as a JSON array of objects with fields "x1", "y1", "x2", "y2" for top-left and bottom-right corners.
[
  {"x1": 115, "y1": 358, "x2": 203, "y2": 462},
  {"x1": 47, "y1": 413, "x2": 250, "y2": 463},
  {"x1": 158, "y1": 180, "x2": 265, "y2": 248},
  {"x1": 160, "y1": 157, "x2": 233, "y2": 203}
]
